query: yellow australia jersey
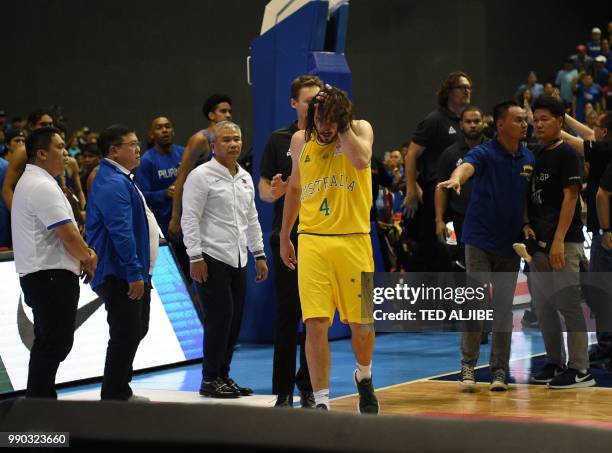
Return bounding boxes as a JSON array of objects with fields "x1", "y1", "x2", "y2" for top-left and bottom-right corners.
[{"x1": 298, "y1": 135, "x2": 372, "y2": 235}]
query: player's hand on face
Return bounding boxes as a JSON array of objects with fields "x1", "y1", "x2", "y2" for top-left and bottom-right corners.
[
  {"x1": 315, "y1": 84, "x2": 333, "y2": 104},
  {"x1": 280, "y1": 237, "x2": 297, "y2": 270}
]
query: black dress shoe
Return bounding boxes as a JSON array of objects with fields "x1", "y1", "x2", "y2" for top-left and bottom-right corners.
[
  {"x1": 224, "y1": 377, "x2": 253, "y2": 396},
  {"x1": 274, "y1": 394, "x2": 293, "y2": 407},
  {"x1": 199, "y1": 378, "x2": 240, "y2": 398},
  {"x1": 300, "y1": 391, "x2": 315, "y2": 408}
]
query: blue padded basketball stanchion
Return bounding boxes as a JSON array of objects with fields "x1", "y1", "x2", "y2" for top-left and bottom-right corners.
[{"x1": 241, "y1": 0, "x2": 380, "y2": 342}]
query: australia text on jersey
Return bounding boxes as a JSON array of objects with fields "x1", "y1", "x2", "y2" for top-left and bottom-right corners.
[{"x1": 301, "y1": 173, "x2": 357, "y2": 202}]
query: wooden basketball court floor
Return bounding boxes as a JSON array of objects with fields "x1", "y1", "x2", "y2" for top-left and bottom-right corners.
[
  {"x1": 58, "y1": 323, "x2": 612, "y2": 429},
  {"x1": 331, "y1": 365, "x2": 612, "y2": 428}
]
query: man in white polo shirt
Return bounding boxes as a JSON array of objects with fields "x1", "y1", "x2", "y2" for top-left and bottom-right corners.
[
  {"x1": 12, "y1": 126, "x2": 97, "y2": 398},
  {"x1": 182, "y1": 121, "x2": 268, "y2": 398}
]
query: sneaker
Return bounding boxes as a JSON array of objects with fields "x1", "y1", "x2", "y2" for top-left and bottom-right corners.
[
  {"x1": 224, "y1": 377, "x2": 253, "y2": 396},
  {"x1": 199, "y1": 378, "x2": 240, "y2": 398},
  {"x1": 529, "y1": 363, "x2": 566, "y2": 384},
  {"x1": 127, "y1": 394, "x2": 150, "y2": 402},
  {"x1": 299, "y1": 391, "x2": 315, "y2": 409},
  {"x1": 521, "y1": 309, "x2": 539, "y2": 329},
  {"x1": 354, "y1": 371, "x2": 379, "y2": 415},
  {"x1": 315, "y1": 404, "x2": 329, "y2": 411},
  {"x1": 274, "y1": 394, "x2": 293, "y2": 407},
  {"x1": 513, "y1": 243, "x2": 532, "y2": 263},
  {"x1": 459, "y1": 364, "x2": 476, "y2": 391},
  {"x1": 489, "y1": 369, "x2": 508, "y2": 391},
  {"x1": 548, "y1": 368, "x2": 596, "y2": 389}
]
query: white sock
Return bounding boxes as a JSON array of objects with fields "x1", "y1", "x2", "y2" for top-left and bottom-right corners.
[
  {"x1": 314, "y1": 389, "x2": 329, "y2": 409},
  {"x1": 356, "y1": 362, "x2": 372, "y2": 382}
]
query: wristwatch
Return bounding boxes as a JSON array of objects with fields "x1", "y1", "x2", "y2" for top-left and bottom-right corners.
[
  {"x1": 253, "y1": 250, "x2": 267, "y2": 261},
  {"x1": 189, "y1": 253, "x2": 204, "y2": 263}
]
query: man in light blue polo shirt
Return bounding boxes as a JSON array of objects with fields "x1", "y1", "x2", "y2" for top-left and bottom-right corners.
[{"x1": 439, "y1": 100, "x2": 534, "y2": 392}]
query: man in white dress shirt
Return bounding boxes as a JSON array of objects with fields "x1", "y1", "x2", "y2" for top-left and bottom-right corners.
[
  {"x1": 12, "y1": 127, "x2": 97, "y2": 398},
  {"x1": 182, "y1": 121, "x2": 268, "y2": 398}
]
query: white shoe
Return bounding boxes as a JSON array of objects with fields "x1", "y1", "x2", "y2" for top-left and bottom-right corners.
[
  {"x1": 512, "y1": 243, "x2": 532, "y2": 263},
  {"x1": 127, "y1": 394, "x2": 150, "y2": 402}
]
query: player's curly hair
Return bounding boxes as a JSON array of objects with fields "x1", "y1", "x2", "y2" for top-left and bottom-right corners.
[{"x1": 305, "y1": 86, "x2": 354, "y2": 142}]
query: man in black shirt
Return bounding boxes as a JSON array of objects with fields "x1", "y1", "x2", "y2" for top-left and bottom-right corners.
[
  {"x1": 435, "y1": 105, "x2": 486, "y2": 265},
  {"x1": 403, "y1": 71, "x2": 472, "y2": 271},
  {"x1": 562, "y1": 111, "x2": 612, "y2": 363},
  {"x1": 525, "y1": 96, "x2": 594, "y2": 388},
  {"x1": 259, "y1": 75, "x2": 322, "y2": 407},
  {"x1": 597, "y1": 162, "x2": 612, "y2": 251}
]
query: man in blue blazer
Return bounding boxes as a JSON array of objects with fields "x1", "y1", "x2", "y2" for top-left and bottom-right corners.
[{"x1": 86, "y1": 124, "x2": 153, "y2": 401}]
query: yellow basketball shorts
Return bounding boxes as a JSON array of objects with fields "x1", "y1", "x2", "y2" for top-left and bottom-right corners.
[{"x1": 297, "y1": 233, "x2": 374, "y2": 324}]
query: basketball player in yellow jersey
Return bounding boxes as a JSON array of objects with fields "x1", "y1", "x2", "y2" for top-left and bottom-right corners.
[{"x1": 280, "y1": 85, "x2": 378, "y2": 413}]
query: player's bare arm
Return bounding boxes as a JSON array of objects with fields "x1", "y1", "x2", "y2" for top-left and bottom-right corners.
[
  {"x1": 339, "y1": 119, "x2": 373, "y2": 169},
  {"x1": 279, "y1": 130, "x2": 305, "y2": 269}
]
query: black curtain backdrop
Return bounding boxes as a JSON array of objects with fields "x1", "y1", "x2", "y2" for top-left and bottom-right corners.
[{"x1": 3, "y1": 0, "x2": 611, "y2": 155}]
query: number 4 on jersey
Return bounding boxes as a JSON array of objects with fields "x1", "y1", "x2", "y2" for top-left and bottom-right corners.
[{"x1": 319, "y1": 198, "x2": 331, "y2": 216}]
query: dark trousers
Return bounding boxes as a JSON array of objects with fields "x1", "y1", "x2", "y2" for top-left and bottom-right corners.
[
  {"x1": 20, "y1": 269, "x2": 80, "y2": 398},
  {"x1": 270, "y1": 236, "x2": 311, "y2": 396},
  {"x1": 196, "y1": 254, "x2": 246, "y2": 382},
  {"x1": 95, "y1": 275, "x2": 151, "y2": 400},
  {"x1": 402, "y1": 182, "x2": 452, "y2": 272}
]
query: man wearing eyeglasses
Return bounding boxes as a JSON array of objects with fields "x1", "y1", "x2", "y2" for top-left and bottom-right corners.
[
  {"x1": 403, "y1": 71, "x2": 473, "y2": 272},
  {"x1": 86, "y1": 125, "x2": 159, "y2": 401}
]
